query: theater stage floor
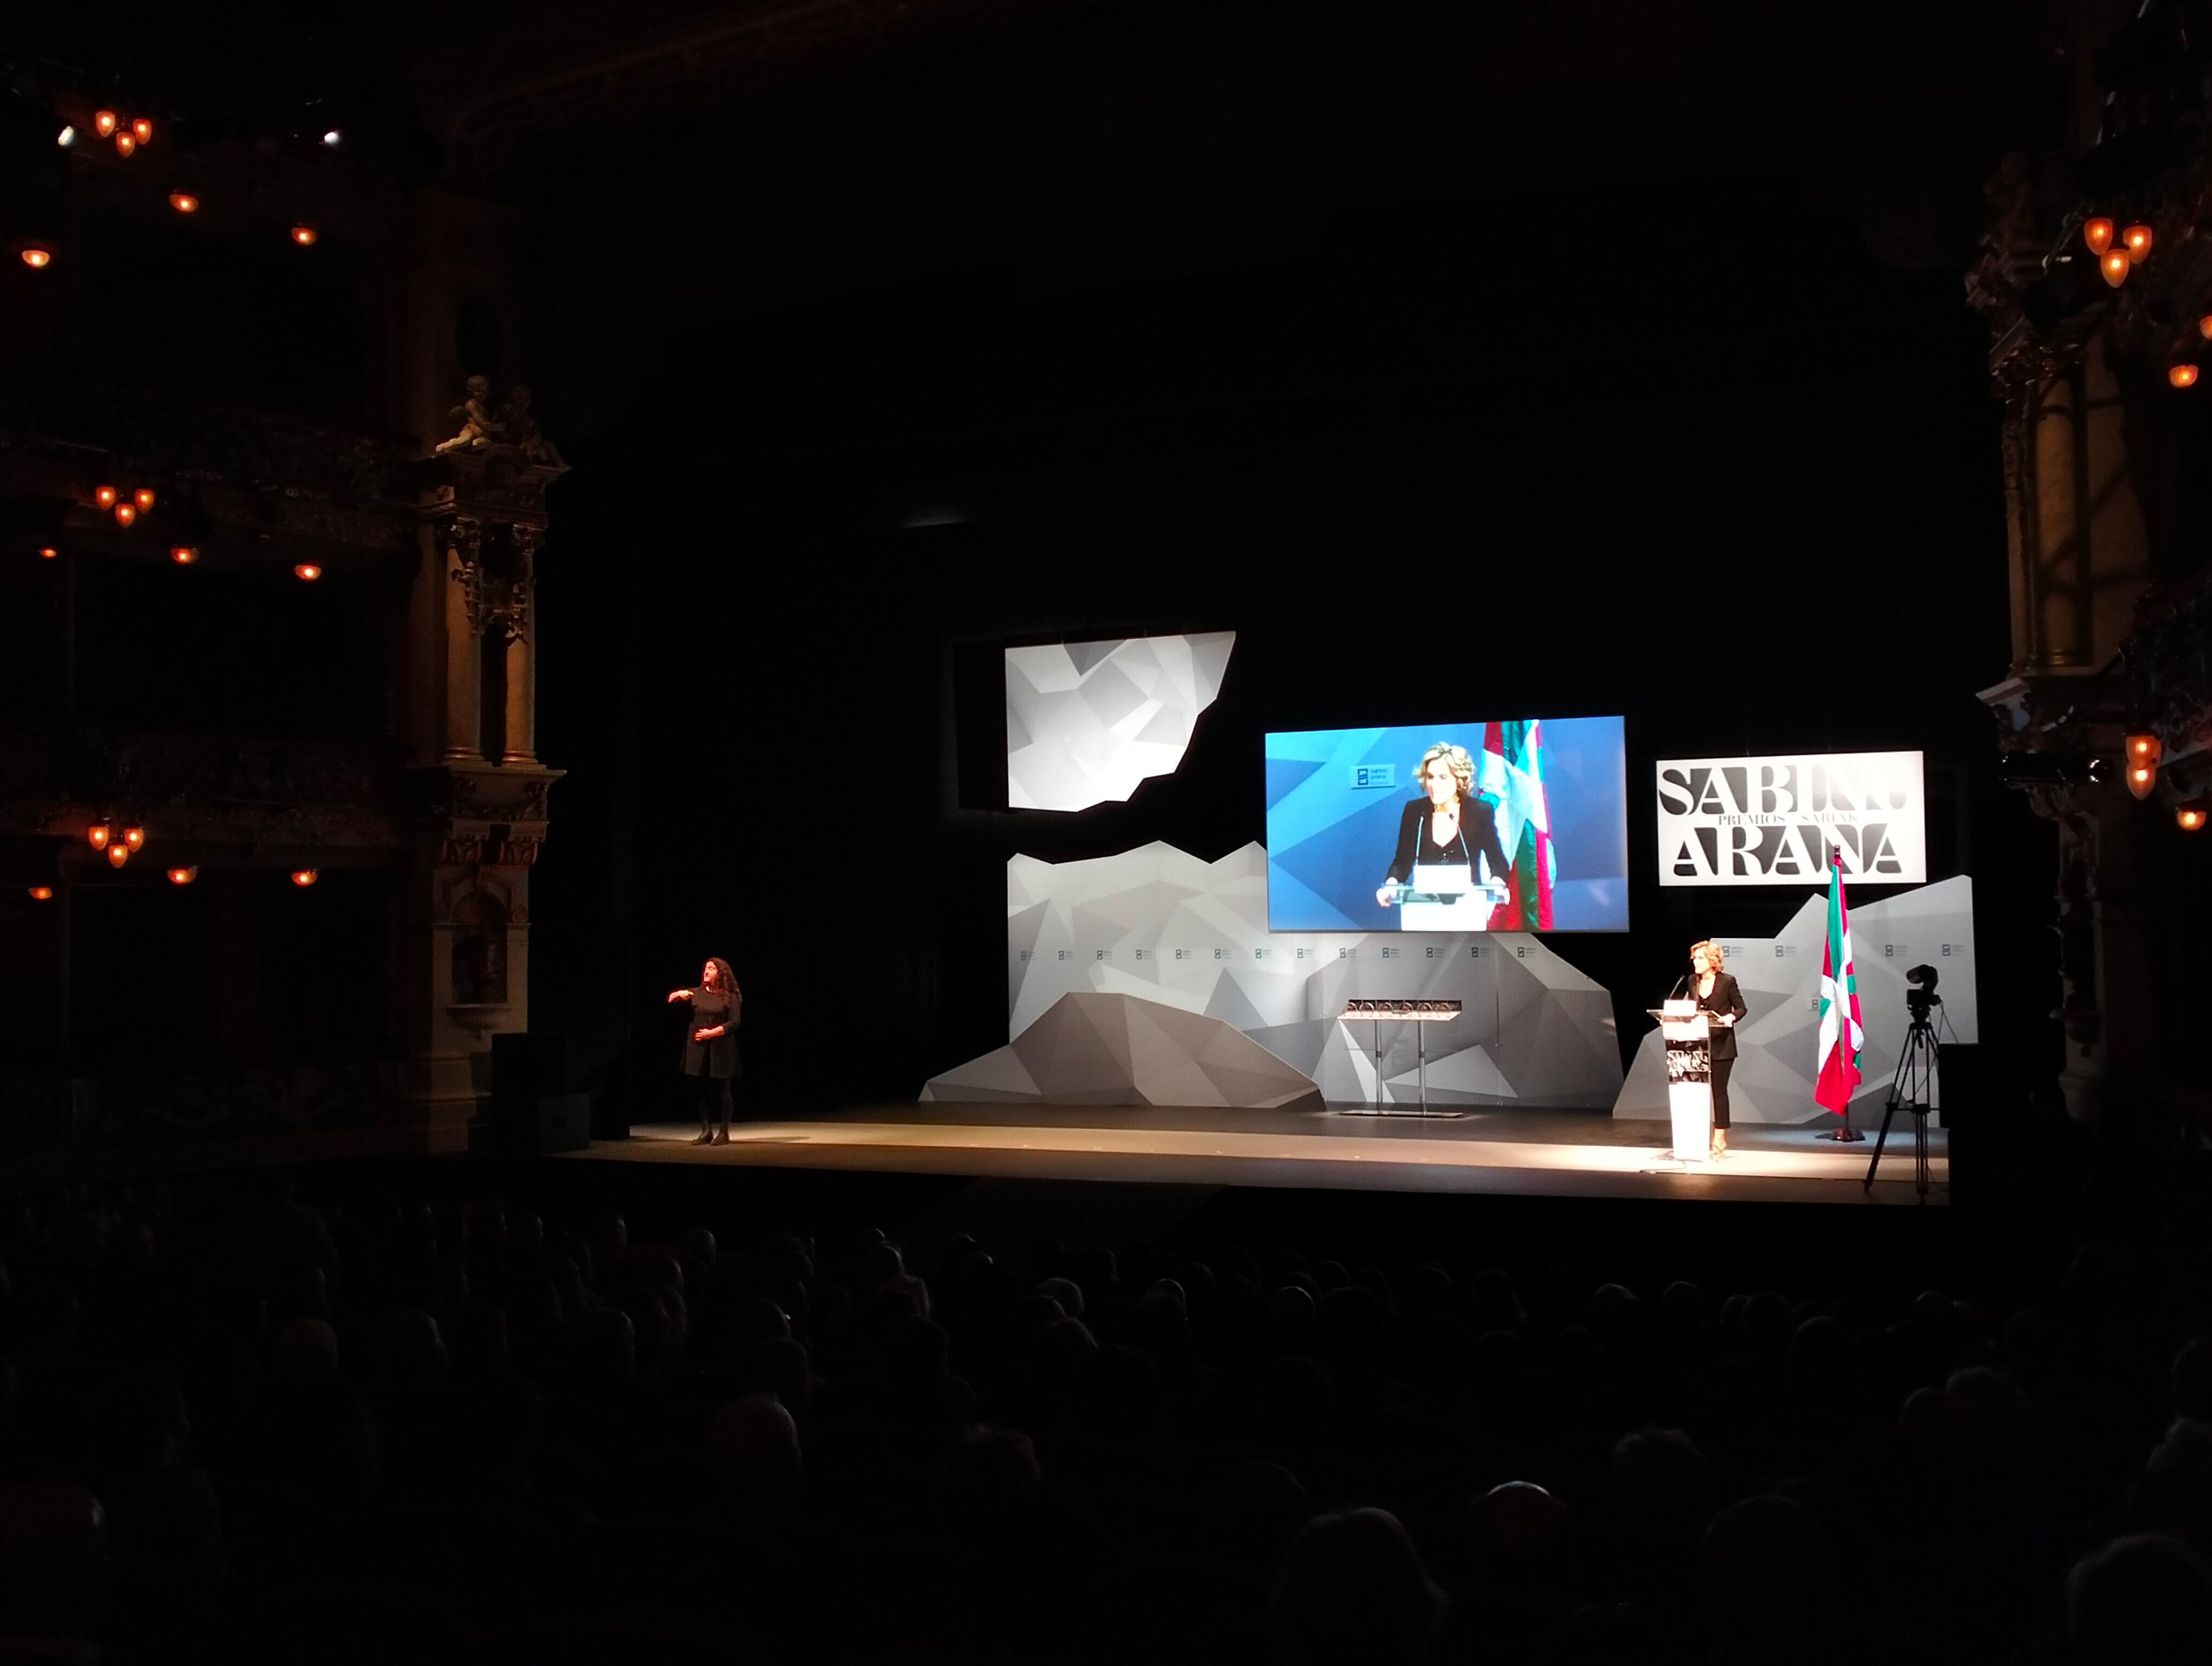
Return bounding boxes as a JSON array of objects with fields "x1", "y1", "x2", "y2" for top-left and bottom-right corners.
[{"x1": 575, "y1": 1104, "x2": 1949, "y2": 1205}]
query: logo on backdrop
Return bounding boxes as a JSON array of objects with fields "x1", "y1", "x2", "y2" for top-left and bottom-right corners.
[{"x1": 1655, "y1": 751, "x2": 1926, "y2": 887}]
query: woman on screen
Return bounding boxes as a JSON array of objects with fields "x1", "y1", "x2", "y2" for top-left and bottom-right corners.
[
  {"x1": 1690, "y1": 939, "x2": 1745, "y2": 1157},
  {"x1": 667, "y1": 957, "x2": 742, "y2": 1144},
  {"x1": 1375, "y1": 742, "x2": 1513, "y2": 913}
]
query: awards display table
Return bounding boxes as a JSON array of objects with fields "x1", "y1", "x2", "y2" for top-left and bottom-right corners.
[{"x1": 1338, "y1": 998, "x2": 1463, "y2": 1117}]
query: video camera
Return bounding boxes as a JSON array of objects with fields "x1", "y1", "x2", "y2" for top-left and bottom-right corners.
[{"x1": 1905, "y1": 963, "x2": 1941, "y2": 1024}]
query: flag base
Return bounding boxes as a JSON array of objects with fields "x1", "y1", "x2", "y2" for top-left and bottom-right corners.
[{"x1": 1818, "y1": 1125, "x2": 1867, "y2": 1143}]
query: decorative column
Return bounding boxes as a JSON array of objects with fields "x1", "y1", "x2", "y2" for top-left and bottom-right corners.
[
  {"x1": 444, "y1": 518, "x2": 484, "y2": 761},
  {"x1": 501, "y1": 528, "x2": 538, "y2": 765},
  {"x1": 397, "y1": 438, "x2": 564, "y2": 1150}
]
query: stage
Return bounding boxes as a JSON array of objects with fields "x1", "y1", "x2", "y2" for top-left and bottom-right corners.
[{"x1": 573, "y1": 1103, "x2": 1950, "y2": 1204}]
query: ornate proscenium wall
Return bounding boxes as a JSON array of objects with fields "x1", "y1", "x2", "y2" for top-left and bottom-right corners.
[
  {"x1": 402, "y1": 445, "x2": 564, "y2": 1148},
  {"x1": 1001, "y1": 841, "x2": 1623, "y2": 1109}
]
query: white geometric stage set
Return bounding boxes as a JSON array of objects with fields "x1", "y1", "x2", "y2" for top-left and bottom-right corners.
[
  {"x1": 1613, "y1": 875, "x2": 1978, "y2": 1123},
  {"x1": 1005, "y1": 632, "x2": 1236, "y2": 812},
  {"x1": 922, "y1": 635, "x2": 1976, "y2": 1129}
]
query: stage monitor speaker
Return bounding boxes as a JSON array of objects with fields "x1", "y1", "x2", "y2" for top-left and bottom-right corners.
[
  {"x1": 1938, "y1": 1042, "x2": 1976, "y2": 1193},
  {"x1": 491, "y1": 1034, "x2": 587, "y2": 1155}
]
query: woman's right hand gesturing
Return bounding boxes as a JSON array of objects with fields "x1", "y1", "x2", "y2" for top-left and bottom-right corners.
[{"x1": 666, "y1": 988, "x2": 692, "y2": 1003}]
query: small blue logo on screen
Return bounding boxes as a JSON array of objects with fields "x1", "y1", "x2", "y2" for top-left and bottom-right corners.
[{"x1": 1352, "y1": 764, "x2": 1397, "y2": 790}]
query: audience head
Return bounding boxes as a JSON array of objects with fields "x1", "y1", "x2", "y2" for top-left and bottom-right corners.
[{"x1": 1269, "y1": 1507, "x2": 1446, "y2": 1666}]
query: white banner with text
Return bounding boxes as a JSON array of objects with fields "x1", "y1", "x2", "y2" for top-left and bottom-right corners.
[{"x1": 1655, "y1": 751, "x2": 1925, "y2": 887}]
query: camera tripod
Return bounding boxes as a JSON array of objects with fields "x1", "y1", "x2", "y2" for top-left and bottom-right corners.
[{"x1": 1862, "y1": 1009, "x2": 1940, "y2": 1200}]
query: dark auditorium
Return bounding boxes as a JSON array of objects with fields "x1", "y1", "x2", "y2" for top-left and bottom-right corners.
[{"x1": 4, "y1": 1, "x2": 2212, "y2": 1660}]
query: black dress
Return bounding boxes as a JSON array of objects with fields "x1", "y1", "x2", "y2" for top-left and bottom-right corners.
[
  {"x1": 679, "y1": 988, "x2": 742, "y2": 1080},
  {"x1": 1693, "y1": 971, "x2": 1746, "y2": 1127},
  {"x1": 1383, "y1": 796, "x2": 1513, "y2": 889}
]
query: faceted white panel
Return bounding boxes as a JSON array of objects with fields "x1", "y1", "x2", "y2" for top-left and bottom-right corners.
[
  {"x1": 1612, "y1": 875, "x2": 1978, "y2": 1124},
  {"x1": 998, "y1": 840, "x2": 1625, "y2": 1110},
  {"x1": 1006, "y1": 633, "x2": 1234, "y2": 811},
  {"x1": 923, "y1": 991, "x2": 1324, "y2": 1111}
]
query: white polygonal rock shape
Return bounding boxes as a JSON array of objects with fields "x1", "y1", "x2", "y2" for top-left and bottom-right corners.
[
  {"x1": 998, "y1": 840, "x2": 1625, "y2": 1109},
  {"x1": 923, "y1": 991, "x2": 1324, "y2": 1111},
  {"x1": 1612, "y1": 875, "x2": 1977, "y2": 1124},
  {"x1": 1005, "y1": 633, "x2": 1235, "y2": 811}
]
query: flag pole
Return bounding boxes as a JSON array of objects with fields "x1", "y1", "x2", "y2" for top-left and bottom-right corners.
[{"x1": 1816, "y1": 849, "x2": 1867, "y2": 1142}]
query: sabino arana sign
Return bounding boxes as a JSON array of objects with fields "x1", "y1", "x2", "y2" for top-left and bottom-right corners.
[{"x1": 1655, "y1": 751, "x2": 1925, "y2": 887}]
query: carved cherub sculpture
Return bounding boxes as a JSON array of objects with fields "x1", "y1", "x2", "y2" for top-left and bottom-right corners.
[
  {"x1": 499, "y1": 384, "x2": 564, "y2": 467},
  {"x1": 435, "y1": 375, "x2": 503, "y2": 454}
]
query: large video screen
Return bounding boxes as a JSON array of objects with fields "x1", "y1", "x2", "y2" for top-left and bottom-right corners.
[{"x1": 1265, "y1": 717, "x2": 1629, "y2": 931}]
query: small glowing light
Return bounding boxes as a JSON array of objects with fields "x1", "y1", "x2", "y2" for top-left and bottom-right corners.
[
  {"x1": 2179, "y1": 804, "x2": 2209, "y2": 834},
  {"x1": 168, "y1": 193, "x2": 198, "y2": 214},
  {"x1": 2201, "y1": 313, "x2": 2212, "y2": 340},
  {"x1": 20, "y1": 246, "x2": 52, "y2": 270},
  {"x1": 2124, "y1": 223, "x2": 2154, "y2": 261},
  {"x1": 107, "y1": 844, "x2": 130, "y2": 869},
  {"x1": 2171, "y1": 364, "x2": 2200, "y2": 389},
  {"x1": 290, "y1": 223, "x2": 318, "y2": 247},
  {"x1": 113, "y1": 132, "x2": 136, "y2": 158},
  {"x1": 26, "y1": 886, "x2": 53, "y2": 901},
  {"x1": 94, "y1": 485, "x2": 118, "y2": 509},
  {"x1": 290, "y1": 868, "x2": 319, "y2": 887},
  {"x1": 86, "y1": 823, "x2": 111, "y2": 851},
  {"x1": 37, "y1": 547, "x2": 56, "y2": 560},
  {"x1": 131, "y1": 118, "x2": 153, "y2": 144},
  {"x1": 293, "y1": 563, "x2": 322, "y2": 582},
  {"x1": 55, "y1": 125, "x2": 75, "y2": 148},
  {"x1": 323, "y1": 130, "x2": 342, "y2": 147},
  {"x1": 113, "y1": 503, "x2": 137, "y2": 527},
  {"x1": 2126, "y1": 732, "x2": 2163, "y2": 765},
  {"x1": 2084, "y1": 217, "x2": 2114, "y2": 255},
  {"x1": 2101, "y1": 248, "x2": 2131, "y2": 288},
  {"x1": 133, "y1": 488, "x2": 156, "y2": 511},
  {"x1": 166, "y1": 866, "x2": 198, "y2": 885},
  {"x1": 121, "y1": 826, "x2": 145, "y2": 851},
  {"x1": 170, "y1": 546, "x2": 198, "y2": 564},
  {"x1": 93, "y1": 111, "x2": 118, "y2": 138}
]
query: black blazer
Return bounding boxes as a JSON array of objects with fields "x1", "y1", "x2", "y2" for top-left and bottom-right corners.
[
  {"x1": 1385, "y1": 796, "x2": 1513, "y2": 887},
  {"x1": 678, "y1": 987, "x2": 742, "y2": 1079},
  {"x1": 1693, "y1": 972, "x2": 1747, "y2": 1060}
]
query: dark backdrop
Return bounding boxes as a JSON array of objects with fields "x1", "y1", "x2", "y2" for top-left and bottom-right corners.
[
  {"x1": 524, "y1": 180, "x2": 2055, "y2": 1127},
  {"x1": 511, "y1": 0, "x2": 2055, "y2": 1129}
]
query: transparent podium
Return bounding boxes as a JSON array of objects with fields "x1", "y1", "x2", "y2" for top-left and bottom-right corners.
[
  {"x1": 1378, "y1": 862, "x2": 1508, "y2": 931},
  {"x1": 1647, "y1": 999, "x2": 1712, "y2": 1163},
  {"x1": 1337, "y1": 998, "x2": 1464, "y2": 1117}
]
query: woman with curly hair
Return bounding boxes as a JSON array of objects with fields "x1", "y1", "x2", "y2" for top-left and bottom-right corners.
[
  {"x1": 1689, "y1": 939, "x2": 1745, "y2": 1157},
  {"x1": 1375, "y1": 741, "x2": 1512, "y2": 912},
  {"x1": 667, "y1": 957, "x2": 742, "y2": 1144}
]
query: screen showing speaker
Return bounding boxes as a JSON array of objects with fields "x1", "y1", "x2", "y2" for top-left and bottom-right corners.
[{"x1": 1265, "y1": 717, "x2": 1629, "y2": 931}]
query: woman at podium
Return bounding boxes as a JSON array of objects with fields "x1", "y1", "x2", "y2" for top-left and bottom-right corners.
[
  {"x1": 667, "y1": 957, "x2": 742, "y2": 1144},
  {"x1": 1374, "y1": 742, "x2": 1512, "y2": 911},
  {"x1": 1690, "y1": 940, "x2": 1745, "y2": 1156}
]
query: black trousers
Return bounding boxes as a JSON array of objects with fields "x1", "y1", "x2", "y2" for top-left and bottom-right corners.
[
  {"x1": 1710, "y1": 1058, "x2": 1734, "y2": 1129},
  {"x1": 691, "y1": 1074, "x2": 732, "y2": 1129}
]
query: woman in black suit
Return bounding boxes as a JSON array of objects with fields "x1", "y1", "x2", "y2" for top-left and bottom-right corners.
[
  {"x1": 667, "y1": 957, "x2": 742, "y2": 1144},
  {"x1": 1374, "y1": 742, "x2": 1513, "y2": 913},
  {"x1": 1690, "y1": 940, "x2": 1746, "y2": 1157}
]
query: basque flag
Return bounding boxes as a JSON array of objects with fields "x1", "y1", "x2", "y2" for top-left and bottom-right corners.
[
  {"x1": 1814, "y1": 851, "x2": 1864, "y2": 1116},
  {"x1": 1481, "y1": 719, "x2": 1555, "y2": 931}
]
